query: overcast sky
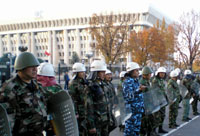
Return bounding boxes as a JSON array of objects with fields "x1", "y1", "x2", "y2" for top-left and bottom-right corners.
[{"x1": 0, "y1": 0, "x2": 199, "y2": 23}]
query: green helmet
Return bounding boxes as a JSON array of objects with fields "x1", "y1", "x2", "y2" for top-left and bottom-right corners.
[
  {"x1": 14, "y1": 52, "x2": 40, "y2": 70},
  {"x1": 142, "y1": 66, "x2": 153, "y2": 75}
]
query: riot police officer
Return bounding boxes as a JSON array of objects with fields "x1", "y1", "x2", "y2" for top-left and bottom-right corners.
[
  {"x1": 182, "y1": 70, "x2": 194, "y2": 121},
  {"x1": 123, "y1": 62, "x2": 145, "y2": 136},
  {"x1": 152, "y1": 67, "x2": 168, "y2": 134},
  {"x1": 168, "y1": 70, "x2": 180, "y2": 128},
  {"x1": 140, "y1": 66, "x2": 159, "y2": 136},
  {"x1": 69, "y1": 62, "x2": 94, "y2": 135},
  {"x1": 87, "y1": 60, "x2": 110, "y2": 136},
  {"x1": 0, "y1": 52, "x2": 50, "y2": 136}
]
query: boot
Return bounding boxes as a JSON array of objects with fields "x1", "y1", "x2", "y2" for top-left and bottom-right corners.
[{"x1": 158, "y1": 126, "x2": 168, "y2": 133}]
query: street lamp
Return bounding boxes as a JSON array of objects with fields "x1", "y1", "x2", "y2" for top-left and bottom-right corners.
[
  {"x1": 85, "y1": 51, "x2": 93, "y2": 73},
  {"x1": 58, "y1": 61, "x2": 61, "y2": 84}
]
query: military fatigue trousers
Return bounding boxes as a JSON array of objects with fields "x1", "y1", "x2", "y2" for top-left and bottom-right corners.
[
  {"x1": 182, "y1": 98, "x2": 190, "y2": 120},
  {"x1": 169, "y1": 100, "x2": 179, "y2": 126}
]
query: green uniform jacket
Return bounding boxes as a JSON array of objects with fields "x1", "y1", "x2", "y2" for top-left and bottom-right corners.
[
  {"x1": 0, "y1": 75, "x2": 51, "y2": 135},
  {"x1": 167, "y1": 79, "x2": 180, "y2": 102},
  {"x1": 69, "y1": 78, "x2": 95, "y2": 130}
]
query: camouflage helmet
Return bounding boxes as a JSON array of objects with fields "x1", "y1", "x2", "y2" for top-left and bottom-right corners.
[
  {"x1": 142, "y1": 66, "x2": 153, "y2": 75},
  {"x1": 14, "y1": 52, "x2": 40, "y2": 70}
]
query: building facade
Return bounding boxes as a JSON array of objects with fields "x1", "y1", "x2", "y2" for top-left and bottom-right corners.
[{"x1": 0, "y1": 7, "x2": 171, "y2": 68}]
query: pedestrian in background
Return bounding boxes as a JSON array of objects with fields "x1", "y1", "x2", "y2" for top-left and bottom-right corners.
[{"x1": 64, "y1": 71, "x2": 70, "y2": 90}]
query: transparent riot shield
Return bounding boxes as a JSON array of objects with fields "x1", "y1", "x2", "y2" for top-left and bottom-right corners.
[
  {"x1": 153, "y1": 87, "x2": 168, "y2": 108},
  {"x1": 166, "y1": 88, "x2": 177, "y2": 104},
  {"x1": 191, "y1": 81, "x2": 200, "y2": 96},
  {"x1": 0, "y1": 104, "x2": 12, "y2": 136},
  {"x1": 143, "y1": 88, "x2": 160, "y2": 115},
  {"x1": 47, "y1": 91, "x2": 79, "y2": 136},
  {"x1": 179, "y1": 84, "x2": 189, "y2": 98},
  {"x1": 115, "y1": 89, "x2": 132, "y2": 125}
]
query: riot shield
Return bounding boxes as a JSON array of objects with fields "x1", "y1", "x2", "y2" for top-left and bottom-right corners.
[
  {"x1": 0, "y1": 104, "x2": 12, "y2": 136},
  {"x1": 153, "y1": 87, "x2": 168, "y2": 108},
  {"x1": 179, "y1": 84, "x2": 189, "y2": 98},
  {"x1": 143, "y1": 88, "x2": 160, "y2": 115},
  {"x1": 166, "y1": 88, "x2": 177, "y2": 104},
  {"x1": 47, "y1": 91, "x2": 79, "y2": 136},
  {"x1": 115, "y1": 89, "x2": 132, "y2": 125},
  {"x1": 191, "y1": 81, "x2": 200, "y2": 96}
]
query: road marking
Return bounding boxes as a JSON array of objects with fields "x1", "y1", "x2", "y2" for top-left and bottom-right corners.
[{"x1": 163, "y1": 116, "x2": 199, "y2": 136}]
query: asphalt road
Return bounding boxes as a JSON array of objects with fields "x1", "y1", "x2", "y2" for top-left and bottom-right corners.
[{"x1": 110, "y1": 101, "x2": 200, "y2": 136}]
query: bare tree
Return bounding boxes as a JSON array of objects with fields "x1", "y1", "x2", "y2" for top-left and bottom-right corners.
[
  {"x1": 176, "y1": 10, "x2": 200, "y2": 70},
  {"x1": 89, "y1": 13, "x2": 135, "y2": 64}
]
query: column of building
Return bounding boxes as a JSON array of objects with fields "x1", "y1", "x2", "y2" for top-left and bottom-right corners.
[
  {"x1": 75, "y1": 28, "x2": 81, "y2": 58},
  {"x1": 27, "y1": 33, "x2": 31, "y2": 52},
  {"x1": 63, "y1": 29, "x2": 69, "y2": 64},
  {"x1": 7, "y1": 34, "x2": 12, "y2": 53},
  {"x1": 0, "y1": 35, "x2": 3, "y2": 57},
  {"x1": 48, "y1": 31, "x2": 52, "y2": 63},
  {"x1": 16, "y1": 33, "x2": 21, "y2": 56},
  {"x1": 31, "y1": 32, "x2": 36, "y2": 56},
  {"x1": 52, "y1": 30, "x2": 58, "y2": 67}
]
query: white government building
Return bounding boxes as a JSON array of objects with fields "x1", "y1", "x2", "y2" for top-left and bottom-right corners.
[{"x1": 0, "y1": 7, "x2": 171, "y2": 68}]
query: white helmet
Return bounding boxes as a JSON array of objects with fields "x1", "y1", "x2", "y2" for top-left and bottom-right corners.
[
  {"x1": 170, "y1": 70, "x2": 179, "y2": 78},
  {"x1": 126, "y1": 62, "x2": 140, "y2": 72},
  {"x1": 105, "y1": 69, "x2": 112, "y2": 74},
  {"x1": 90, "y1": 60, "x2": 107, "y2": 72},
  {"x1": 37, "y1": 62, "x2": 55, "y2": 77},
  {"x1": 156, "y1": 67, "x2": 166, "y2": 76},
  {"x1": 72, "y1": 63, "x2": 86, "y2": 72},
  {"x1": 175, "y1": 68, "x2": 181, "y2": 74},
  {"x1": 184, "y1": 69, "x2": 192, "y2": 75},
  {"x1": 120, "y1": 71, "x2": 126, "y2": 78}
]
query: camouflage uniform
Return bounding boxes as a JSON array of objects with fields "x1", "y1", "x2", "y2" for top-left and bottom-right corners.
[
  {"x1": 182, "y1": 77, "x2": 193, "y2": 120},
  {"x1": 139, "y1": 77, "x2": 155, "y2": 136},
  {"x1": 123, "y1": 76, "x2": 144, "y2": 136},
  {"x1": 88, "y1": 79, "x2": 110, "y2": 136},
  {"x1": 0, "y1": 75, "x2": 51, "y2": 136},
  {"x1": 152, "y1": 77, "x2": 167, "y2": 130},
  {"x1": 103, "y1": 80, "x2": 118, "y2": 132},
  {"x1": 69, "y1": 78, "x2": 94, "y2": 136},
  {"x1": 191, "y1": 78, "x2": 200, "y2": 115},
  {"x1": 167, "y1": 79, "x2": 180, "y2": 127}
]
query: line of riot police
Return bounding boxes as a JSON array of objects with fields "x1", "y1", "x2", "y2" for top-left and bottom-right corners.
[{"x1": 1, "y1": 52, "x2": 200, "y2": 136}]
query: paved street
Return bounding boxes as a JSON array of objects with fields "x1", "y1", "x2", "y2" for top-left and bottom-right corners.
[{"x1": 110, "y1": 101, "x2": 200, "y2": 136}]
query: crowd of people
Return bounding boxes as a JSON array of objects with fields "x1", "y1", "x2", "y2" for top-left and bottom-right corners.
[{"x1": 0, "y1": 51, "x2": 200, "y2": 136}]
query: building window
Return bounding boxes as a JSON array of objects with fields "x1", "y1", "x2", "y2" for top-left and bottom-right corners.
[
  {"x1": 58, "y1": 45, "x2": 60, "y2": 49},
  {"x1": 46, "y1": 46, "x2": 48, "y2": 49},
  {"x1": 81, "y1": 44, "x2": 83, "y2": 48},
  {"x1": 62, "y1": 52, "x2": 64, "y2": 56},
  {"x1": 72, "y1": 37, "x2": 74, "y2": 41},
  {"x1": 72, "y1": 44, "x2": 74, "y2": 49},
  {"x1": 84, "y1": 36, "x2": 86, "y2": 40},
  {"x1": 69, "y1": 52, "x2": 71, "y2": 56},
  {"x1": 81, "y1": 51, "x2": 83, "y2": 56},
  {"x1": 37, "y1": 53, "x2": 40, "y2": 57},
  {"x1": 69, "y1": 44, "x2": 71, "y2": 48},
  {"x1": 59, "y1": 52, "x2": 61, "y2": 56},
  {"x1": 80, "y1": 36, "x2": 82, "y2": 40},
  {"x1": 68, "y1": 37, "x2": 70, "y2": 41},
  {"x1": 36, "y1": 46, "x2": 38, "y2": 50},
  {"x1": 61, "y1": 45, "x2": 63, "y2": 49}
]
